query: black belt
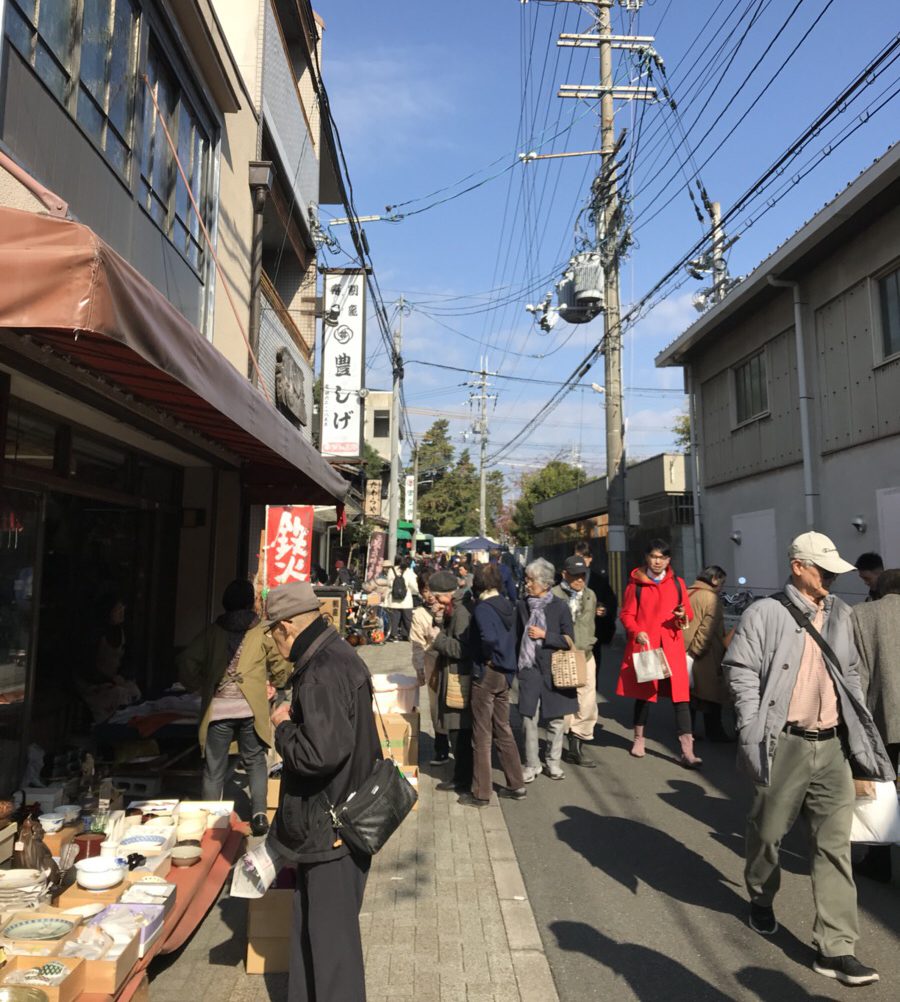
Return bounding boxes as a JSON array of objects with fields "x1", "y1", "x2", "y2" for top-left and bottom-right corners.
[{"x1": 784, "y1": 723, "x2": 838, "y2": 741}]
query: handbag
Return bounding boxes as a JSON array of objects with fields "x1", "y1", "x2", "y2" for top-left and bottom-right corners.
[
  {"x1": 632, "y1": 645, "x2": 672, "y2": 684},
  {"x1": 550, "y1": 636, "x2": 586, "y2": 688},
  {"x1": 324, "y1": 692, "x2": 418, "y2": 857},
  {"x1": 445, "y1": 671, "x2": 471, "y2": 709}
]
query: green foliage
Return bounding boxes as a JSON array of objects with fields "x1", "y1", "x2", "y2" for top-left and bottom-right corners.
[
  {"x1": 362, "y1": 442, "x2": 387, "y2": 481},
  {"x1": 413, "y1": 419, "x2": 455, "y2": 496},
  {"x1": 672, "y1": 411, "x2": 691, "y2": 452},
  {"x1": 509, "y1": 461, "x2": 583, "y2": 545}
]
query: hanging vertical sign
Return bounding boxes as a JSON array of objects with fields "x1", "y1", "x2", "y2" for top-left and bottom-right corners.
[
  {"x1": 321, "y1": 269, "x2": 366, "y2": 459},
  {"x1": 365, "y1": 530, "x2": 387, "y2": 583},
  {"x1": 404, "y1": 474, "x2": 415, "y2": 521},
  {"x1": 263, "y1": 505, "x2": 315, "y2": 589}
]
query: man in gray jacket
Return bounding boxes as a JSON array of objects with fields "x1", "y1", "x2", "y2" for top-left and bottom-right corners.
[{"x1": 724, "y1": 532, "x2": 893, "y2": 988}]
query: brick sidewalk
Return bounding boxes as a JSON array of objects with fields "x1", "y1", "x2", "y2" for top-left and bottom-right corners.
[{"x1": 150, "y1": 641, "x2": 558, "y2": 1002}]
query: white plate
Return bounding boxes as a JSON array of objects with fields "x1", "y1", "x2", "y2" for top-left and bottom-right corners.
[{"x1": 0, "y1": 870, "x2": 44, "y2": 889}]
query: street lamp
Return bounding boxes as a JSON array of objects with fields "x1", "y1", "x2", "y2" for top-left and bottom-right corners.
[{"x1": 248, "y1": 160, "x2": 275, "y2": 385}]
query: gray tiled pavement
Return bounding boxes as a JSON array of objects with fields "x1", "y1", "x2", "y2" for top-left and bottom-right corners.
[{"x1": 149, "y1": 640, "x2": 556, "y2": 1002}]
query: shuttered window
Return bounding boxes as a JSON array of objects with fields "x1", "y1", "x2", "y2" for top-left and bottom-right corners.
[{"x1": 734, "y1": 352, "x2": 768, "y2": 425}]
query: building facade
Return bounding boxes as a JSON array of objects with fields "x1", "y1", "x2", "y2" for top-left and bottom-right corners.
[
  {"x1": 657, "y1": 145, "x2": 900, "y2": 602},
  {"x1": 0, "y1": 0, "x2": 344, "y2": 791}
]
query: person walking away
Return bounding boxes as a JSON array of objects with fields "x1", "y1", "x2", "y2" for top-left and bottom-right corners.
[
  {"x1": 409, "y1": 575, "x2": 450, "y2": 765},
  {"x1": 851, "y1": 567, "x2": 900, "y2": 883},
  {"x1": 854, "y1": 552, "x2": 883, "y2": 602},
  {"x1": 178, "y1": 579, "x2": 292, "y2": 836},
  {"x1": 383, "y1": 559, "x2": 416, "y2": 641},
  {"x1": 617, "y1": 540, "x2": 697, "y2": 766},
  {"x1": 490, "y1": 549, "x2": 518, "y2": 603},
  {"x1": 684, "y1": 565, "x2": 732, "y2": 742},
  {"x1": 468, "y1": 563, "x2": 526, "y2": 805},
  {"x1": 724, "y1": 532, "x2": 893, "y2": 987},
  {"x1": 574, "y1": 541, "x2": 619, "y2": 658},
  {"x1": 265, "y1": 582, "x2": 381, "y2": 1002},
  {"x1": 517, "y1": 558, "x2": 576, "y2": 781},
  {"x1": 553, "y1": 556, "x2": 600, "y2": 768},
  {"x1": 429, "y1": 571, "x2": 475, "y2": 793}
]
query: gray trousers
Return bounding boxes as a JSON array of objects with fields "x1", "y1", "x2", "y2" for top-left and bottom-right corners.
[
  {"x1": 745, "y1": 730, "x2": 858, "y2": 957},
  {"x1": 522, "y1": 700, "x2": 565, "y2": 775}
]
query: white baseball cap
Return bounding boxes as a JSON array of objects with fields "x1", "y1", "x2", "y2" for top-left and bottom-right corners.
[{"x1": 788, "y1": 531, "x2": 855, "y2": 575}]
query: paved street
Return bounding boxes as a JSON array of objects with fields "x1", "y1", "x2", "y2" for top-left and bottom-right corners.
[{"x1": 502, "y1": 642, "x2": 900, "y2": 1002}]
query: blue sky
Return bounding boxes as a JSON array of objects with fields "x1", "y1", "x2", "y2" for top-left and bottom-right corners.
[{"x1": 315, "y1": 0, "x2": 898, "y2": 485}]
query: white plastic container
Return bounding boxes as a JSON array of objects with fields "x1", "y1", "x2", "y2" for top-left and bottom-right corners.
[{"x1": 371, "y1": 672, "x2": 419, "y2": 714}]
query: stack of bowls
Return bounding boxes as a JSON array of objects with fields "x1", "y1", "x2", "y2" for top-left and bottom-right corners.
[{"x1": 176, "y1": 807, "x2": 207, "y2": 843}]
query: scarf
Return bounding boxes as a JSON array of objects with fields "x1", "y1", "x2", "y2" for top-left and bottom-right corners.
[
  {"x1": 559, "y1": 579, "x2": 584, "y2": 621},
  {"x1": 518, "y1": 591, "x2": 554, "y2": 671},
  {"x1": 216, "y1": 609, "x2": 259, "y2": 667}
]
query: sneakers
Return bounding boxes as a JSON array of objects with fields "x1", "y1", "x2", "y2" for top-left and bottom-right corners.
[
  {"x1": 460, "y1": 794, "x2": 491, "y2": 809},
  {"x1": 250, "y1": 813, "x2": 269, "y2": 837},
  {"x1": 498, "y1": 786, "x2": 527, "y2": 800},
  {"x1": 435, "y1": 780, "x2": 469, "y2": 793},
  {"x1": 748, "y1": 903, "x2": 778, "y2": 936},
  {"x1": 521, "y1": 767, "x2": 539, "y2": 784},
  {"x1": 813, "y1": 954, "x2": 880, "y2": 986},
  {"x1": 542, "y1": 765, "x2": 565, "y2": 781}
]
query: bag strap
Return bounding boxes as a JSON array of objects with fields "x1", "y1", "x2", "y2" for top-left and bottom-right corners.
[{"x1": 773, "y1": 592, "x2": 843, "y2": 673}]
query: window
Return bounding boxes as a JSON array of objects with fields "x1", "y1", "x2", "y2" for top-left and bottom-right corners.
[
  {"x1": 77, "y1": 0, "x2": 139, "y2": 177},
  {"x1": 734, "y1": 351, "x2": 768, "y2": 425},
  {"x1": 6, "y1": 0, "x2": 139, "y2": 178},
  {"x1": 139, "y1": 43, "x2": 210, "y2": 269},
  {"x1": 878, "y1": 267, "x2": 900, "y2": 359},
  {"x1": 6, "y1": 0, "x2": 78, "y2": 103},
  {"x1": 373, "y1": 410, "x2": 390, "y2": 438}
]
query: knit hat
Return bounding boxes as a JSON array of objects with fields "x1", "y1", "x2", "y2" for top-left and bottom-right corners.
[{"x1": 429, "y1": 571, "x2": 458, "y2": 595}]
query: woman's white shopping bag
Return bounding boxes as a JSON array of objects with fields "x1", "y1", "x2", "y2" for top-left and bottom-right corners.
[
  {"x1": 632, "y1": 646, "x2": 672, "y2": 684},
  {"x1": 850, "y1": 781, "x2": 900, "y2": 845}
]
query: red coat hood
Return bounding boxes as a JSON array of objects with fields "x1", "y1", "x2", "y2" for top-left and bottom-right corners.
[{"x1": 630, "y1": 566, "x2": 674, "y2": 587}]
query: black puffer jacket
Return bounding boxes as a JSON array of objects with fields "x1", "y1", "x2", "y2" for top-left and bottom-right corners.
[{"x1": 269, "y1": 619, "x2": 381, "y2": 864}]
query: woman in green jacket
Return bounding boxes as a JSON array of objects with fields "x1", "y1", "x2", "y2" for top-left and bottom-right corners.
[{"x1": 178, "y1": 579, "x2": 291, "y2": 835}]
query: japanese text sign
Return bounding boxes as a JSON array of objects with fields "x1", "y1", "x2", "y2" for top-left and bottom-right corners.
[
  {"x1": 404, "y1": 474, "x2": 415, "y2": 521},
  {"x1": 321, "y1": 270, "x2": 366, "y2": 458},
  {"x1": 264, "y1": 505, "x2": 315, "y2": 588}
]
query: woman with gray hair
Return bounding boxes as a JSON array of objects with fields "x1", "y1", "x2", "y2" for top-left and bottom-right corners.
[{"x1": 516, "y1": 558, "x2": 576, "y2": 781}]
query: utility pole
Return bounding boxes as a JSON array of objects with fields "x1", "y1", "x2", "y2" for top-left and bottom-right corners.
[
  {"x1": 386, "y1": 296, "x2": 405, "y2": 564},
  {"x1": 412, "y1": 441, "x2": 420, "y2": 545},
  {"x1": 467, "y1": 361, "x2": 498, "y2": 539},
  {"x1": 710, "y1": 201, "x2": 726, "y2": 304}
]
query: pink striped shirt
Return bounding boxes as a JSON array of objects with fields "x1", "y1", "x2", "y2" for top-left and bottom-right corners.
[{"x1": 786, "y1": 604, "x2": 839, "y2": 730}]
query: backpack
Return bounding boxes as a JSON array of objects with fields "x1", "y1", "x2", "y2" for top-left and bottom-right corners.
[{"x1": 391, "y1": 570, "x2": 408, "y2": 602}]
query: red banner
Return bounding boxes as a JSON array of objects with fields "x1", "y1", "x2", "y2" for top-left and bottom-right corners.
[{"x1": 264, "y1": 505, "x2": 315, "y2": 589}]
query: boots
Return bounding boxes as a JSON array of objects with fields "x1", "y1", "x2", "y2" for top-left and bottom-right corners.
[
  {"x1": 630, "y1": 725, "x2": 646, "y2": 758},
  {"x1": 679, "y1": 733, "x2": 703, "y2": 768},
  {"x1": 567, "y1": 733, "x2": 596, "y2": 768}
]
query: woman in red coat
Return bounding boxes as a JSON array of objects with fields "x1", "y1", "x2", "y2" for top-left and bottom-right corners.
[{"x1": 616, "y1": 539, "x2": 701, "y2": 768}]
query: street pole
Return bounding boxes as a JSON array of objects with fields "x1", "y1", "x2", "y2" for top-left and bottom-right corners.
[
  {"x1": 710, "y1": 201, "x2": 726, "y2": 304},
  {"x1": 412, "y1": 440, "x2": 420, "y2": 553},
  {"x1": 386, "y1": 296, "x2": 404, "y2": 564},
  {"x1": 479, "y1": 371, "x2": 488, "y2": 538},
  {"x1": 598, "y1": 0, "x2": 627, "y2": 599}
]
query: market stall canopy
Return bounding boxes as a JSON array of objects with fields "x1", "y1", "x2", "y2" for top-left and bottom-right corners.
[
  {"x1": 456, "y1": 535, "x2": 499, "y2": 551},
  {"x1": 0, "y1": 206, "x2": 347, "y2": 505}
]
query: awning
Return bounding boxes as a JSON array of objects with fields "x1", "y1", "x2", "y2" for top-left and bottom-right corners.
[{"x1": 0, "y1": 206, "x2": 346, "y2": 504}]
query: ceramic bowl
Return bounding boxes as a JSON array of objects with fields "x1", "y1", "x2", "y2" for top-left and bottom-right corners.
[
  {"x1": 2, "y1": 916, "x2": 74, "y2": 941},
  {"x1": 170, "y1": 844, "x2": 202, "y2": 867},
  {"x1": 75, "y1": 856, "x2": 126, "y2": 890},
  {"x1": 56, "y1": 805, "x2": 81, "y2": 824},
  {"x1": 38, "y1": 813, "x2": 65, "y2": 833}
]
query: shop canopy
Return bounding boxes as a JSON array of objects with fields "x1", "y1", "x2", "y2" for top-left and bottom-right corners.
[
  {"x1": 0, "y1": 207, "x2": 346, "y2": 504},
  {"x1": 456, "y1": 535, "x2": 498, "y2": 551}
]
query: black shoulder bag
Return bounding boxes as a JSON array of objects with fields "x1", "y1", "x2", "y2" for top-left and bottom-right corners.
[{"x1": 324, "y1": 683, "x2": 418, "y2": 857}]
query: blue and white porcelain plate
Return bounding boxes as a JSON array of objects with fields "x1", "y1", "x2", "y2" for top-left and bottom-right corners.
[
  {"x1": 120, "y1": 833, "x2": 166, "y2": 847},
  {"x1": 3, "y1": 917, "x2": 74, "y2": 941}
]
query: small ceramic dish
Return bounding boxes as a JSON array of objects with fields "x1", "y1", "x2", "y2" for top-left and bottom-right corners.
[
  {"x1": 170, "y1": 844, "x2": 202, "y2": 867},
  {"x1": 38, "y1": 813, "x2": 65, "y2": 833},
  {"x1": 56, "y1": 805, "x2": 81, "y2": 824},
  {"x1": 2, "y1": 916, "x2": 75, "y2": 941}
]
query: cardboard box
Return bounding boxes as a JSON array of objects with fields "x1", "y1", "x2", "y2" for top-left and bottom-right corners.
[
  {"x1": 266, "y1": 778, "x2": 281, "y2": 810},
  {"x1": 89, "y1": 904, "x2": 165, "y2": 959},
  {"x1": 55, "y1": 881, "x2": 125, "y2": 910},
  {"x1": 0, "y1": 954, "x2": 85, "y2": 1002},
  {"x1": 78, "y1": 927, "x2": 141, "y2": 994},
  {"x1": 246, "y1": 937, "x2": 290, "y2": 975},
  {"x1": 377, "y1": 711, "x2": 419, "y2": 767},
  {"x1": 246, "y1": 888, "x2": 292, "y2": 974},
  {"x1": 0, "y1": 820, "x2": 16, "y2": 865},
  {"x1": 43, "y1": 823, "x2": 81, "y2": 858},
  {"x1": 120, "y1": 881, "x2": 176, "y2": 917}
]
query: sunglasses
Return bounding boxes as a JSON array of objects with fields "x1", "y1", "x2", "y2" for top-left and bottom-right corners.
[{"x1": 813, "y1": 565, "x2": 837, "y2": 584}]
